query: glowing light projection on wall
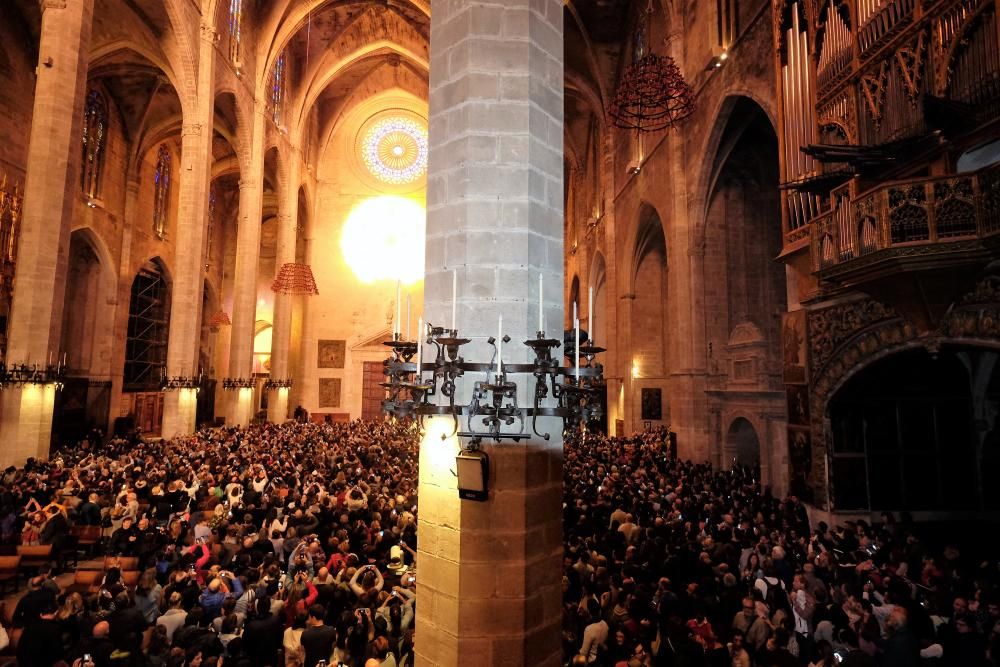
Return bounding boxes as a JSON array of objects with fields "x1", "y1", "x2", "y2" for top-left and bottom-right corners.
[
  {"x1": 341, "y1": 196, "x2": 425, "y2": 285},
  {"x1": 361, "y1": 117, "x2": 428, "y2": 185}
]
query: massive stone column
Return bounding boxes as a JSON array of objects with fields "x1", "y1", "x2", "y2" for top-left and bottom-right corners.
[
  {"x1": 224, "y1": 108, "x2": 266, "y2": 427},
  {"x1": 267, "y1": 153, "x2": 299, "y2": 423},
  {"x1": 160, "y1": 25, "x2": 216, "y2": 438},
  {"x1": 416, "y1": 2, "x2": 564, "y2": 665},
  {"x1": 0, "y1": 0, "x2": 95, "y2": 467}
]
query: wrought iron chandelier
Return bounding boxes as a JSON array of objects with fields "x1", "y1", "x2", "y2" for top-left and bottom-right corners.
[
  {"x1": 380, "y1": 324, "x2": 605, "y2": 444},
  {"x1": 271, "y1": 262, "x2": 319, "y2": 296},
  {"x1": 609, "y1": 0, "x2": 695, "y2": 132}
]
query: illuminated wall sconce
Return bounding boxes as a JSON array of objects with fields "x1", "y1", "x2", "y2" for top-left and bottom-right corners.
[{"x1": 632, "y1": 361, "x2": 640, "y2": 379}]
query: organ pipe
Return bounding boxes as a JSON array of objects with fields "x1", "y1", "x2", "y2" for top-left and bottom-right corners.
[{"x1": 782, "y1": 1, "x2": 819, "y2": 229}]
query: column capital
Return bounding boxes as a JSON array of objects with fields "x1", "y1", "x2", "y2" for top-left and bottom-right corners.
[
  {"x1": 42, "y1": 0, "x2": 67, "y2": 11},
  {"x1": 238, "y1": 179, "x2": 258, "y2": 190},
  {"x1": 182, "y1": 123, "x2": 203, "y2": 137},
  {"x1": 200, "y1": 22, "x2": 218, "y2": 44}
]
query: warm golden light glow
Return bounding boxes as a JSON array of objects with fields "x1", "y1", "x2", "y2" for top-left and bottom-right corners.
[
  {"x1": 341, "y1": 196, "x2": 425, "y2": 284},
  {"x1": 632, "y1": 360, "x2": 640, "y2": 379},
  {"x1": 419, "y1": 416, "x2": 461, "y2": 488}
]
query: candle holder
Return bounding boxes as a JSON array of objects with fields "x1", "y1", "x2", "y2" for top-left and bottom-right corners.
[
  {"x1": 381, "y1": 324, "x2": 604, "y2": 443},
  {"x1": 163, "y1": 375, "x2": 202, "y2": 391},
  {"x1": 0, "y1": 362, "x2": 67, "y2": 390},
  {"x1": 221, "y1": 377, "x2": 254, "y2": 391},
  {"x1": 263, "y1": 378, "x2": 293, "y2": 390}
]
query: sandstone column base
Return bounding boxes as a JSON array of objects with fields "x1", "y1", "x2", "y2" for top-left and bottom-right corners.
[
  {"x1": 161, "y1": 389, "x2": 198, "y2": 438},
  {"x1": 224, "y1": 388, "x2": 255, "y2": 428},
  {"x1": 266, "y1": 388, "x2": 289, "y2": 424},
  {"x1": 0, "y1": 385, "x2": 57, "y2": 468}
]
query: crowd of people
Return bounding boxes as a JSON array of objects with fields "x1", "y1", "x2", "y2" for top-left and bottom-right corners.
[
  {"x1": 1, "y1": 420, "x2": 420, "y2": 667},
  {"x1": 1, "y1": 419, "x2": 998, "y2": 667},
  {"x1": 561, "y1": 429, "x2": 1000, "y2": 667}
]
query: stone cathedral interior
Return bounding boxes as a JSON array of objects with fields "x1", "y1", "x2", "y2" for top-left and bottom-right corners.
[{"x1": 1, "y1": 0, "x2": 1000, "y2": 665}]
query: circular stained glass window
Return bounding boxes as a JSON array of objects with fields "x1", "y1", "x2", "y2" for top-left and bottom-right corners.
[{"x1": 361, "y1": 117, "x2": 428, "y2": 185}]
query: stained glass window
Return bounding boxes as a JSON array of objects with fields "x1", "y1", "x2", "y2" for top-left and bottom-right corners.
[
  {"x1": 153, "y1": 145, "x2": 172, "y2": 239},
  {"x1": 81, "y1": 90, "x2": 108, "y2": 198},
  {"x1": 361, "y1": 117, "x2": 428, "y2": 185},
  {"x1": 270, "y1": 52, "x2": 286, "y2": 125},
  {"x1": 228, "y1": 0, "x2": 243, "y2": 65}
]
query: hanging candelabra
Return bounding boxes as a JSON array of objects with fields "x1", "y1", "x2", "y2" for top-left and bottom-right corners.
[
  {"x1": 609, "y1": 0, "x2": 695, "y2": 132},
  {"x1": 380, "y1": 324, "x2": 604, "y2": 443}
]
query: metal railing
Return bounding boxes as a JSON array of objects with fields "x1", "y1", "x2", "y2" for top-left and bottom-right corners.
[{"x1": 812, "y1": 164, "x2": 1000, "y2": 272}]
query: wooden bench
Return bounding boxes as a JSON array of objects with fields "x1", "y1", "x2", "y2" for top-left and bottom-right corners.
[
  {"x1": 16, "y1": 544, "x2": 52, "y2": 575},
  {"x1": 71, "y1": 524, "x2": 104, "y2": 556},
  {"x1": 0, "y1": 556, "x2": 20, "y2": 596},
  {"x1": 66, "y1": 568, "x2": 103, "y2": 594}
]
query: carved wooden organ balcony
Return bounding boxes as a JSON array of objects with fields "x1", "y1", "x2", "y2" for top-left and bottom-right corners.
[{"x1": 774, "y1": 0, "x2": 1000, "y2": 254}]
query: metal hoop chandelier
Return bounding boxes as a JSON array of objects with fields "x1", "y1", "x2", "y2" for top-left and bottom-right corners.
[{"x1": 609, "y1": 2, "x2": 694, "y2": 132}]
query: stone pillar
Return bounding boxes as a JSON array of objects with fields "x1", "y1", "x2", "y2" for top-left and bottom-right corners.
[
  {"x1": 107, "y1": 177, "x2": 140, "y2": 432},
  {"x1": 417, "y1": 2, "x2": 564, "y2": 665},
  {"x1": 0, "y1": 0, "x2": 95, "y2": 467},
  {"x1": 224, "y1": 108, "x2": 266, "y2": 427},
  {"x1": 267, "y1": 154, "x2": 300, "y2": 423},
  {"x1": 160, "y1": 26, "x2": 216, "y2": 438}
]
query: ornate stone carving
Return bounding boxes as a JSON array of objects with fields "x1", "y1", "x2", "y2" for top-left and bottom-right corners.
[{"x1": 807, "y1": 298, "x2": 899, "y2": 372}]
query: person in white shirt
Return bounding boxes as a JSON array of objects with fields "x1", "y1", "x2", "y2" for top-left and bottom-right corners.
[{"x1": 579, "y1": 599, "x2": 608, "y2": 664}]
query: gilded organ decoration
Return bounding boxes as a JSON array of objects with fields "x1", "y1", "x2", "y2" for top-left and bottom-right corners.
[
  {"x1": 0, "y1": 172, "x2": 24, "y2": 360},
  {"x1": 895, "y1": 30, "x2": 927, "y2": 104}
]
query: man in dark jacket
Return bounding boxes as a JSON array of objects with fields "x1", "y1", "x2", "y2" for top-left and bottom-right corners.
[
  {"x1": 242, "y1": 596, "x2": 283, "y2": 667},
  {"x1": 880, "y1": 608, "x2": 921, "y2": 667},
  {"x1": 12, "y1": 575, "x2": 57, "y2": 628},
  {"x1": 17, "y1": 597, "x2": 63, "y2": 666}
]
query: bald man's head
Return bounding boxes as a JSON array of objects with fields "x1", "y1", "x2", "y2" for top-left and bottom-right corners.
[{"x1": 93, "y1": 621, "x2": 110, "y2": 638}]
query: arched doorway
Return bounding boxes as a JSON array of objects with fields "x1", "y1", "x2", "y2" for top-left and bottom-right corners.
[
  {"x1": 828, "y1": 347, "x2": 996, "y2": 512},
  {"x1": 53, "y1": 229, "x2": 115, "y2": 442},
  {"x1": 630, "y1": 204, "x2": 668, "y2": 427},
  {"x1": 726, "y1": 417, "x2": 761, "y2": 467}
]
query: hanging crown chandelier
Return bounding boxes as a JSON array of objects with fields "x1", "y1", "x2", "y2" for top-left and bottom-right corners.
[
  {"x1": 207, "y1": 310, "x2": 232, "y2": 332},
  {"x1": 271, "y1": 262, "x2": 319, "y2": 296},
  {"x1": 609, "y1": 0, "x2": 695, "y2": 132}
]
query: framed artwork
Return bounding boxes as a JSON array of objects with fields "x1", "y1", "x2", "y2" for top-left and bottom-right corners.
[
  {"x1": 640, "y1": 388, "x2": 662, "y2": 421},
  {"x1": 786, "y1": 384, "x2": 810, "y2": 425},
  {"x1": 318, "y1": 378, "x2": 342, "y2": 408},
  {"x1": 782, "y1": 310, "x2": 808, "y2": 384},
  {"x1": 317, "y1": 340, "x2": 346, "y2": 369},
  {"x1": 788, "y1": 425, "x2": 813, "y2": 483}
]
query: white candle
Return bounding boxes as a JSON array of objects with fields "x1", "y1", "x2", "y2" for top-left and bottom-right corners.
[
  {"x1": 416, "y1": 317, "x2": 423, "y2": 379},
  {"x1": 573, "y1": 301, "x2": 577, "y2": 329},
  {"x1": 395, "y1": 281, "x2": 401, "y2": 336},
  {"x1": 588, "y1": 285, "x2": 594, "y2": 345},
  {"x1": 497, "y1": 314, "x2": 503, "y2": 376},
  {"x1": 538, "y1": 273, "x2": 544, "y2": 333},
  {"x1": 406, "y1": 295, "x2": 411, "y2": 340},
  {"x1": 48, "y1": 351, "x2": 53, "y2": 366},
  {"x1": 451, "y1": 269, "x2": 458, "y2": 331},
  {"x1": 574, "y1": 318, "x2": 580, "y2": 379}
]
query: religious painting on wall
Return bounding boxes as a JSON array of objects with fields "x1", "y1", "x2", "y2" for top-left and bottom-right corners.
[
  {"x1": 318, "y1": 378, "x2": 342, "y2": 408},
  {"x1": 317, "y1": 339, "x2": 346, "y2": 369},
  {"x1": 781, "y1": 310, "x2": 808, "y2": 384},
  {"x1": 786, "y1": 384, "x2": 810, "y2": 425},
  {"x1": 788, "y1": 426, "x2": 813, "y2": 499},
  {"x1": 641, "y1": 388, "x2": 662, "y2": 421}
]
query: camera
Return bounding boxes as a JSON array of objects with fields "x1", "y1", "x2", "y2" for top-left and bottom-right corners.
[{"x1": 833, "y1": 650, "x2": 846, "y2": 663}]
